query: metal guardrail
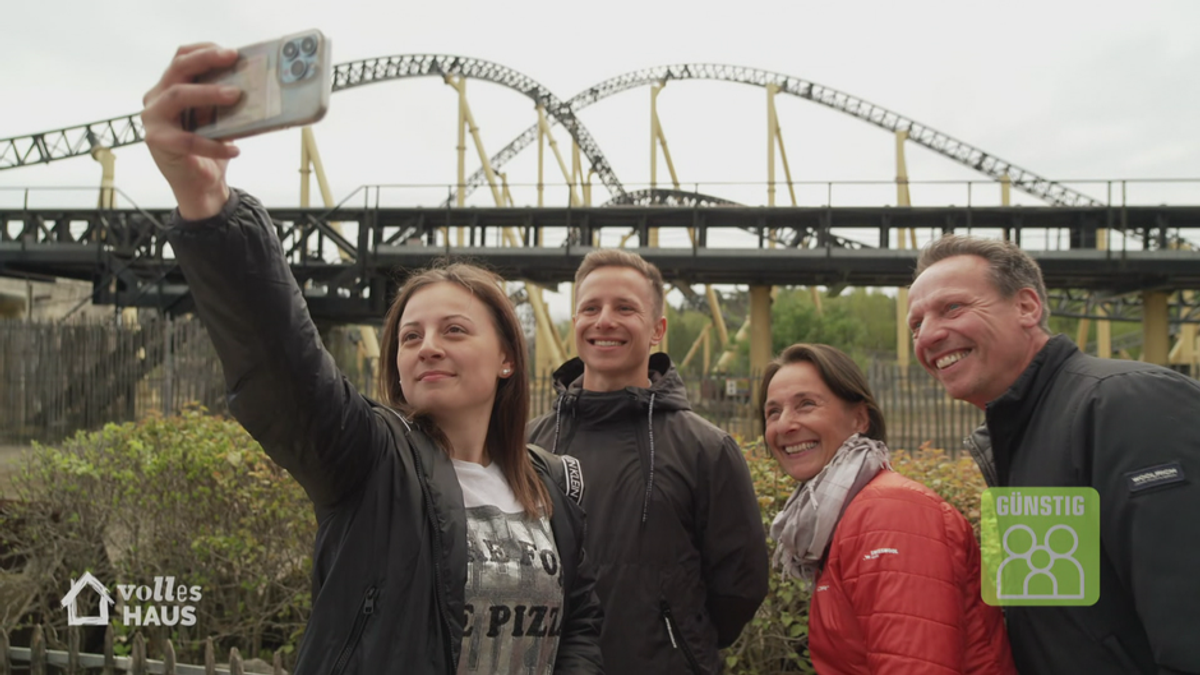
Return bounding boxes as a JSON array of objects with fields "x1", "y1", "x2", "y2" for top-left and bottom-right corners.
[{"x1": 2, "y1": 178, "x2": 1197, "y2": 210}]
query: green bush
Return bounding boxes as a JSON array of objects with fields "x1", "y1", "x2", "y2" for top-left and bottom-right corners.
[
  {"x1": 892, "y1": 442, "x2": 987, "y2": 538},
  {"x1": 1, "y1": 409, "x2": 987, "y2": 672},
  {"x1": 2, "y1": 406, "x2": 315, "y2": 663},
  {"x1": 723, "y1": 440, "x2": 985, "y2": 674}
]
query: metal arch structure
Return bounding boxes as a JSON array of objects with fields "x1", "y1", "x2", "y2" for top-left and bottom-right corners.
[
  {"x1": 330, "y1": 55, "x2": 624, "y2": 201},
  {"x1": 0, "y1": 115, "x2": 144, "y2": 170},
  {"x1": 455, "y1": 63, "x2": 1105, "y2": 210},
  {"x1": 0, "y1": 61, "x2": 1172, "y2": 278},
  {"x1": 5, "y1": 57, "x2": 1097, "y2": 211},
  {"x1": 0, "y1": 54, "x2": 628, "y2": 202}
]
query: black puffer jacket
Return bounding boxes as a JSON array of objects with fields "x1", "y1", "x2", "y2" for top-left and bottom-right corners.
[
  {"x1": 167, "y1": 189, "x2": 604, "y2": 675},
  {"x1": 528, "y1": 355, "x2": 768, "y2": 674},
  {"x1": 980, "y1": 334, "x2": 1200, "y2": 675}
]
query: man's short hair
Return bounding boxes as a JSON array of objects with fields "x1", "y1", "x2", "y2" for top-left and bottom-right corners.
[
  {"x1": 574, "y1": 249, "x2": 666, "y2": 319},
  {"x1": 915, "y1": 234, "x2": 1051, "y2": 333}
]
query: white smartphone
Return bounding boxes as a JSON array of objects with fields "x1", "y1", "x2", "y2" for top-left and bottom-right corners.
[{"x1": 186, "y1": 30, "x2": 332, "y2": 141}]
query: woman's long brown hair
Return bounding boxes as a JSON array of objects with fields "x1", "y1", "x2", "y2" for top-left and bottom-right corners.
[{"x1": 377, "y1": 261, "x2": 550, "y2": 518}]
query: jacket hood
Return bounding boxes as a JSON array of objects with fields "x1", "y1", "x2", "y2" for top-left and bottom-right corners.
[
  {"x1": 548, "y1": 352, "x2": 691, "y2": 527},
  {"x1": 550, "y1": 352, "x2": 692, "y2": 413}
]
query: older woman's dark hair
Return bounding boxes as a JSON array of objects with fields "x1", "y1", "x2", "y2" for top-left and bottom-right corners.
[
  {"x1": 757, "y1": 343, "x2": 887, "y2": 444},
  {"x1": 377, "y1": 261, "x2": 549, "y2": 518}
]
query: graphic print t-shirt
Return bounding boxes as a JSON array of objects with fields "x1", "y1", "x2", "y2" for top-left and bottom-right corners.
[{"x1": 452, "y1": 458, "x2": 563, "y2": 675}]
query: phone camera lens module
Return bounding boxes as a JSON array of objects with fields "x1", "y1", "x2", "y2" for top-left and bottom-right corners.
[
  {"x1": 301, "y1": 36, "x2": 317, "y2": 56},
  {"x1": 290, "y1": 59, "x2": 308, "y2": 78},
  {"x1": 283, "y1": 41, "x2": 299, "y2": 59}
]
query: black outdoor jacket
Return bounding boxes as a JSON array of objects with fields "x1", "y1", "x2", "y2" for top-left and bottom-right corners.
[
  {"x1": 528, "y1": 355, "x2": 769, "y2": 674},
  {"x1": 166, "y1": 190, "x2": 604, "y2": 675},
  {"x1": 977, "y1": 334, "x2": 1200, "y2": 675}
]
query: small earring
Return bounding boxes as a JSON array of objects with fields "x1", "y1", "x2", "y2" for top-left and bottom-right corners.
[{"x1": 501, "y1": 368, "x2": 511, "y2": 376}]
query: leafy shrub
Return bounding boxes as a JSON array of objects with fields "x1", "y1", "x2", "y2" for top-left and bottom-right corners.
[
  {"x1": 891, "y1": 442, "x2": 986, "y2": 538},
  {"x1": 723, "y1": 440, "x2": 985, "y2": 674},
  {"x1": 1, "y1": 406, "x2": 315, "y2": 664},
  {"x1": 1, "y1": 408, "x2": 989, "y2": 672}
]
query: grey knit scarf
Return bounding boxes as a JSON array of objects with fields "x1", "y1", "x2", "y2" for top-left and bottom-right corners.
[{"x1": 769, "y1": 433, "x2": 891, "y2": 583}]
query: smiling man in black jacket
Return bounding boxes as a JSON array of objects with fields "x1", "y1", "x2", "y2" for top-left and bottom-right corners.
[
  {"x1": 907, "y1": 234, "x2": 1200, "y2": 675},
  {"x1": 529, "y1": 249, "x2": 769, "y2": 674}
]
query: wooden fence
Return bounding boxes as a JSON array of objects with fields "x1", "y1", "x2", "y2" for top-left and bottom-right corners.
[{"x1": 2, "y1": 625, "x2": 283, "y2": 675}]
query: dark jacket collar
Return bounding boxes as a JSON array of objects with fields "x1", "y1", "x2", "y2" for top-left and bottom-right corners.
[
  {"x1": 548, "y1": 352, "x2": 691, "y2": 526},
  {"x1": 986, "y1": 334, "x2": 1079, "y2": 484},
  {"x1": 551, "y1": 352, "x2": 691, "y2": 414}
]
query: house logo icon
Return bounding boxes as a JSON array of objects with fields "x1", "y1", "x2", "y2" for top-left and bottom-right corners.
[{"x1": 60, "y1": 571, "x2": 115, "y2": 626}]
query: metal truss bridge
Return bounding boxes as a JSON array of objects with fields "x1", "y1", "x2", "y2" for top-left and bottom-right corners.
[{"x1": 2, "y1": 202, "x2": 1198, "y2": 322}]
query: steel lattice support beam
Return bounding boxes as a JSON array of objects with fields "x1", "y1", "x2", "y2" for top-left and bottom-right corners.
[
  {"x1": 1047, "y1": 289, "x2": 1200, "y2": 324},
  {"x1": 0, "y1": 115, "x2": 144, "y2": 169},
  {"x1": 328, "y1": 54, "x2": 629, "y2": 198}
]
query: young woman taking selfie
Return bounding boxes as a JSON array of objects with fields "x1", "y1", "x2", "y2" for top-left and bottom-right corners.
[{"x1": 141, "y1": 42, "x2": 603, "y2": 675}]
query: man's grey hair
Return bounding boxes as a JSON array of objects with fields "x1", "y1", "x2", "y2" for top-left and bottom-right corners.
[{"x1": 914, "y1": 234, "x2": 1051, "y2": 333}]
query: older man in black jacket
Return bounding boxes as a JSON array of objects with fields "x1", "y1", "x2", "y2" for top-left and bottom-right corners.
[
  {"x1": 529, "y1": 249, "x2": 769, "y2": 674},
  {"x1": 907, "y1": 234, "x2": 1200, "y2": 675}
]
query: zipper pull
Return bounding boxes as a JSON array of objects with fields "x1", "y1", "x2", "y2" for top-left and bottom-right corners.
[
  {"x1": 660, "y1": 602, "x2": 678, "y2": 649},
  {"x1": 663, "y1": 616, "x2": 678, "y2": 648},
  {"x1": 364, "y1": 587, "x2": 377, "y2": 615}
]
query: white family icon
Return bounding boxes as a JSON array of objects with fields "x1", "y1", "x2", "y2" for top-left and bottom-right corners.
[{"x1": 996, "y1": 523, "x2": 1086, "y2": 600}]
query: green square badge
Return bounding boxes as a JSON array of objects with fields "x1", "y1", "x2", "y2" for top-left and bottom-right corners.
[{"x1": 980, "y1": 487, "x2": 1100, "y2": 606}]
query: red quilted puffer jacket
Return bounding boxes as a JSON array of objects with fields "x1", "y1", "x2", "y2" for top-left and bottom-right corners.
[{"x1": 807, "y1": 470, "x2": 1017, "y2": 675}]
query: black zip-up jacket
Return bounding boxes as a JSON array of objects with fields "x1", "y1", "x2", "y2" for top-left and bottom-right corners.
[
  {"x1": 977, "y1": 334, "x2": 1200, "y2": 675},
  {"x1": 166, "y1": 190, "x2": 604, "y2": 675},
  {"x1": 528, "y1": 355, "x2": 769, "y2": 674}
]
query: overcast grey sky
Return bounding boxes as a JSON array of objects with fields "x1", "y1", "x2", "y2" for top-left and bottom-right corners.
[
  {"x1": 2, "y1": 0, "x2": 1198, "y2": 313},
  {"x1": 4, "y1": 0, "x2": 1197, "y2": 203}
]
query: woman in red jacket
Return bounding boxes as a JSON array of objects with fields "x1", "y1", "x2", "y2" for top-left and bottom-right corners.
[{"x1": 759, "y1": 343, "x2": 1016, "y2": 675}]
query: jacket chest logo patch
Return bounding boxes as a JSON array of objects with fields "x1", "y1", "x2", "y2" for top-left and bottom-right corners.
[
  {"x1": 1125, "y1": 462, "x2": 1186, "y2": 493},
  {"x1": 862, "y1": 548, "x2": 898, "y2": 561},
  {"x1": 560, "y1": 455, "x2": 585, "y2": 504}
]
